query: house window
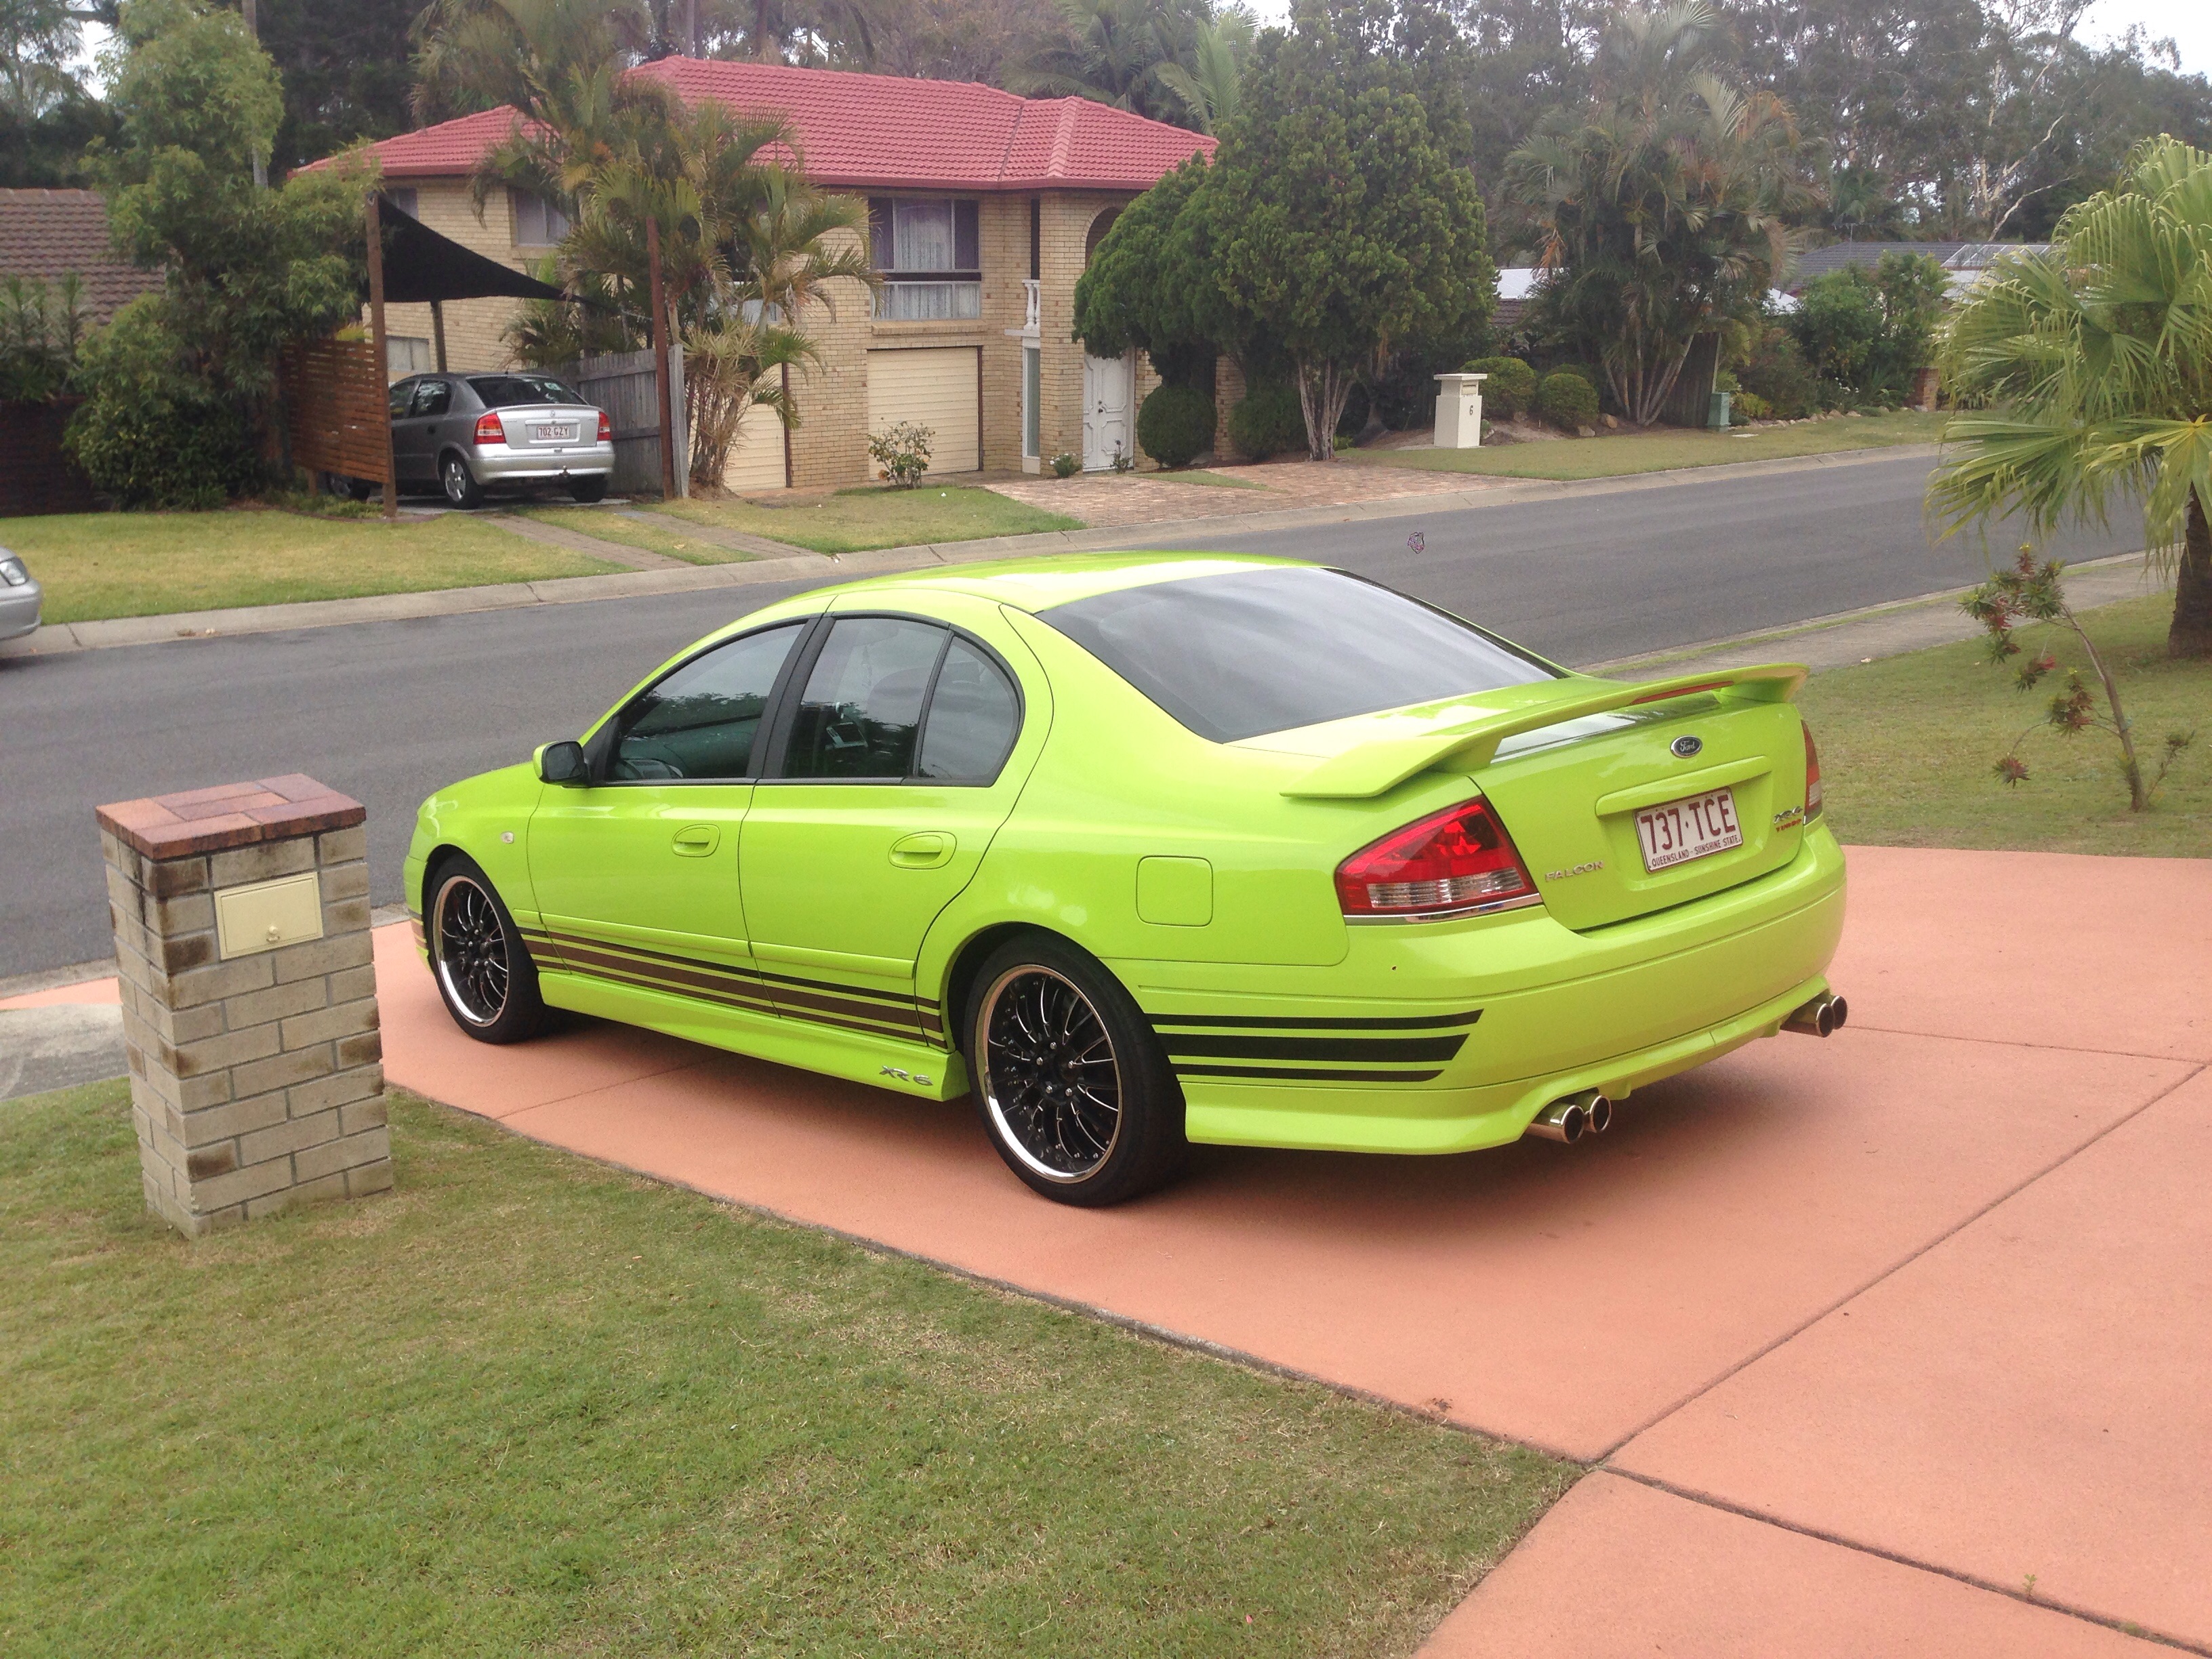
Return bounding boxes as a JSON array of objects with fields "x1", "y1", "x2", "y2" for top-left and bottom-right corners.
[
  {"x1": 1022, "y1": 344, "x2": 1040, "y2": 459},
  {"x1": 868, "y1": 197, "x2": 981, "y2": 321},
  {"x1": 385, "y1": 187, "x2": 419, "y2": 220},
  {"x1": 512, "y1": 190, "x2": 570, "y2": 247},
  {"x1": 386, "y1": 335, "x2": 434, "y2": 375}
]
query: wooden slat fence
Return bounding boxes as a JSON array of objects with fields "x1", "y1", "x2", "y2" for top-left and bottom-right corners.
[
  {"x1": 1657, "y1": 333, "x2": 1723, "y2": 428},
  {"x1": 279, "y1": 336, "x2": 392, "y2": 484},
  {"x1": 550, "y1": 347, "x2": 688, "y2": 498},
  {"x1": 0, "y1": 398, "x2": 95, "y2": 517}
]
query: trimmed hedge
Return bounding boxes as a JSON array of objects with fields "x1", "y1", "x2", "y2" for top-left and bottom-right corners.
[
  {"x1": 1136, "y1": 382, "x2": 1216, "y2": 469},
  {"x1": 1536, "y1": 369, "x2": 1599, "y2": 432},
  {"x1": 1463, "y1": 355, "x2": 1537, "y2": 419},
  {"x1": 1228, "y1": 381, "x2": 1305, "y2": 459}
]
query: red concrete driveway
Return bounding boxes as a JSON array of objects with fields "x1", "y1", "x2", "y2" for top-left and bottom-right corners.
[{"x1": 28, "y1": 846, "x2": 2207, "y2": 1653}]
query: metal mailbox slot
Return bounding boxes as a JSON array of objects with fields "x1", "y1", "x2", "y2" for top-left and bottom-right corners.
[{"x1": 213, "y1": 872, "x2": 325, "y2": 960}]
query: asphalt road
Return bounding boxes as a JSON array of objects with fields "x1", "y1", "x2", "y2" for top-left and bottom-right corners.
[{"x1": 0, "y1": 451, "x2": 2141, "y2": 979}]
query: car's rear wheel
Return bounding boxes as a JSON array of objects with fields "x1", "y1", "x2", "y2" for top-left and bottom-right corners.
[
  {"x1": 441, "y1": 453, "x2": 486, "y2": 509},
  {"x1": 428, "y1": 855, "x2": 548, "y2": 1044},
  {"x1": 568, "y1": 476, "x2": 609, "y2": 504},
  {"x1": 966, "y1": 935, "x2": 1187, "y2": 1206}
]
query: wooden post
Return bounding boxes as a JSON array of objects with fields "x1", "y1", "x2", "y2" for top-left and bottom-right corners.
[
  {"x1": 430, "y1": 300, "x2": 447, "y2": 372},
  {"x1": 647, "y1": 213, "x2": 676, "y2": 500},
  {"x1": 365, "y1": 193, "x2": 397, "y2": 520}
]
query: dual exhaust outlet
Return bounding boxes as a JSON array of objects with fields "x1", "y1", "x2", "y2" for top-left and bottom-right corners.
[{"x1": 1525, "y1": 989, "x2": 1849, "y2": 1147}]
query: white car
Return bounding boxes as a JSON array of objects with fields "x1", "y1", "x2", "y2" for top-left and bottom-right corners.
[{"x1": 0, "y1": 549, "x2": 41, "y2": 642}]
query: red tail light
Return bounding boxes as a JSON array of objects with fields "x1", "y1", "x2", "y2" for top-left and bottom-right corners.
[
  {"x1": 472, "y1": 411, "x2": 506, "y2": 445},
  {"x1": 1335, "y1": 799, "x2": 1539, "y2": 920},
  {"x1": 596, "y1": 411, "x2": 612, "y2": 442},
  {"x1": 1803, "y1": 722, "x2": 1824, "y2": 820}
]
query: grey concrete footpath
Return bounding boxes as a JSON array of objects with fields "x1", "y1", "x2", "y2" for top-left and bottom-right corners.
[
  {"x1": 0, "y1": 443, "x2": 1939, "y2": 659},
  {"x1": 0, "y1": 1005, "x2": 125, "y2": 1103},
  {"x1": 1582, "y1": 550, "x2": 2163, "y2": 677}
]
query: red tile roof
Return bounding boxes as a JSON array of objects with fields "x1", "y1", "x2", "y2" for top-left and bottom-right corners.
[
  {"x1": 0, "y1": 188, "x2": 164, "y2": 327},
  {"x1": 357, "y1": 60, "x2": 1213, "y2": 192}
]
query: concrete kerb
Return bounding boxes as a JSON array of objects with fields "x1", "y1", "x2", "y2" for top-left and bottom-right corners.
[{"x1": 0, "y1": 444, "x2": 1948, "y2": 660}]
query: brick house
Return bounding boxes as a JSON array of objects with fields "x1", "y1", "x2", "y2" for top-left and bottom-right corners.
[{"x1": 348, "y1": 60, "x2": 1215, "y2": 487}]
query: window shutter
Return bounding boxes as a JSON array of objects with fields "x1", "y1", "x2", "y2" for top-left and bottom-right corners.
[{"x1": 955, "y1": 200, "x2": 979, "y2": 273}]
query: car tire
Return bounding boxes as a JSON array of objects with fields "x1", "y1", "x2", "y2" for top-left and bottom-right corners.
[
  {"x1": 568, "y1": 476, "x2": 609, "y2": 504},
  {"x1": 427, "y1": 854, "x2": 550, "y2": 1044},
  {"x1": 441, "y1": 452, "x2": 487, "y2": 510},
  {"x1": 964, "y1": 933, "x2": 1187, "y2": 1206}
]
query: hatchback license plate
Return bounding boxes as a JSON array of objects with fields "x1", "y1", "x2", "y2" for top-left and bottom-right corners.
[
  {"x1": 531, "y1": 423, "x2": 577, "y2": 442},
  {"x1": 1636, "y1": 787, "x2": 1743, "y2": 872}
]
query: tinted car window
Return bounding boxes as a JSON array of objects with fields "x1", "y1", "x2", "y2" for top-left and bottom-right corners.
[
  {"x1": 468, "y1": 374, "x2": 586, "y2": 408},
  {"x1": 610, "y1": 623, "x2": 803, "y2": 781},
  {"x1": 917, "y1": 637, "x2": 1020, "y2": 781},
  {"x1": 780, "y1": 617, "x2": 948, "y2": 779},
  {"x1": 410, "y1": 380, "x2": 451, "y2": 417},
  {"x1": 1038, "y1": 567, "x2": 1561, "y2": 743},
  {"x1": 388, "y1": 378, "x2": 415, "y2": 418}
]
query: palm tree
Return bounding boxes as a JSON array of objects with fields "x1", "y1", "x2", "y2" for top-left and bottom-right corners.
[
  {"x1": 1502, "y1": 1, "x2": 1818, "y2": 426},
  {"x1": 1153, "y1": 3, "x2": 1252, "y2": 135},
  {"x1": 1019, "y1": 0, "x2": 1202, "y2": 129},
  {"x1": 1930, "y1": 136, "x2": 2212, "y2": 659}
]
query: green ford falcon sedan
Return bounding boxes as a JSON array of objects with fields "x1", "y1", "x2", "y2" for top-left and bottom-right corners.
[{"x1": 406, "y1": 554, "x2": 1847, "y2": 1206}]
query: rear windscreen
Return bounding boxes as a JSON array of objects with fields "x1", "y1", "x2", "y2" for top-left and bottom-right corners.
[
  {"x1": 468, "y1": 375, "x2": 586, "y2": 408},
  {"x1": 1038, "y1": 566, "x2": 1560, "y2": 743}
]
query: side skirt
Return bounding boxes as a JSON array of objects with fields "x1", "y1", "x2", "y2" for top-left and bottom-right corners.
[{"x1": 538, "y1": 969, "x2": 969, "y2": 1102}]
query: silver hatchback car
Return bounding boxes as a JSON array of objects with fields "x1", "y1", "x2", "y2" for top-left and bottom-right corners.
[
  {"x1": 0, "y1": 548, "x2": 41, "y2": 643},
  {"x1": 386, "y1": 372, "x2": 617, "y2": 508}
]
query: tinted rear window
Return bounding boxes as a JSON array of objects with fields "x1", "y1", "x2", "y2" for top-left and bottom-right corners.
[
  {"x1": 1038, "y1": 567, "x2": 1559, "y2": 742},
  {"x1": 468, "y1": 375, "x2": 585, "y2": 408}
]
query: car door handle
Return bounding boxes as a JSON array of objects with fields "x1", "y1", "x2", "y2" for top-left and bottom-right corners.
[
  {"x1": 672, "y1": 825, "x2": 720, "y2": 857},
  {"x1": 888, "y1": 831, "x2": 954, "y2": 868}
]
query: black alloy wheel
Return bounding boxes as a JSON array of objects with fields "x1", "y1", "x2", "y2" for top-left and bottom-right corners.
[
  {"x1": 967, "y1": 935, "x2": 1186, "y2": 1206},
  {"x1": 429, "y1": 857, "x2": 548, "y2": 1044}
]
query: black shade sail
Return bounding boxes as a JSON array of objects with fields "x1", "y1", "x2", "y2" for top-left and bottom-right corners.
[{"x1": 375, "y1": 194, "x2": 567, "y2": 305}]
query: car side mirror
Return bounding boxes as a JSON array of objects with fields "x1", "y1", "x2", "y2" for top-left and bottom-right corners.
[{"x1": 538, "y1": 739, "x2": 589, "y2": 785}]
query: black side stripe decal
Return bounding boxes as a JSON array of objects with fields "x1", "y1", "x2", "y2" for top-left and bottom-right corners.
[
  {"x1": 1173, "y1": 1064, "x2": 1447, "y2": 1084},
  {"x1": 1161, "y1": 1032, "x2": 1467, "y2": 1064},
  {"x1": 1151, "y1": 1008, "x2": 1483, "y2": 1031}
]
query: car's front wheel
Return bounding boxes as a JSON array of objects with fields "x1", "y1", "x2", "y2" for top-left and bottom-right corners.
[
  {"x1": 966, "y1": 935, "x2": 1187, "y2": 1206},
  {"x1": 441, "y1": 453, "x2": 486, "y2": 510},
  {"x1": 428, "y1": 855, "x2": 548, "y2": 1044}
]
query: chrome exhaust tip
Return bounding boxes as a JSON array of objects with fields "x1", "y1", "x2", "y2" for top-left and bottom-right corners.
[
  {"x1": 1525, "y1": 1096, "x2": 1590, "y2": 1144},
  {"x1": 1584, "y1": 1092, "x2": 1614, "y2": 1134},
  {"x1": 1783, "y1": 992, "x2": 1849, "y2": 1038}
]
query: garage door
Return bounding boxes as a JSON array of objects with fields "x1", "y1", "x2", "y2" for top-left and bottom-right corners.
[
  {"x1": 866, "y1": 347, "x2": 980, "y2": 474},
  {"x1": 722, "y1": 408, "x2": 785, "y2": 492}
]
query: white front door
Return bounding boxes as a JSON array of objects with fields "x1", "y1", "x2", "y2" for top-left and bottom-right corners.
[{"x1": 1082, "y1": 352, "x2": 1134, "y2": 471}]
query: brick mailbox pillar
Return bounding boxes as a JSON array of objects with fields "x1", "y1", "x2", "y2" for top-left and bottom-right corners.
[{"x1": 95, "y1": 775, "x2": 390, "y2": 1237}]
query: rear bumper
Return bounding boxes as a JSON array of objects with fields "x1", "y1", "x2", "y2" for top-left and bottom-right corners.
[
  {"x1": 468, "y1": 443, "x2": 615, "y2": 483},
  {"x1": 1132, "y1": 826, "x2": 1847, "y2": 1155}
]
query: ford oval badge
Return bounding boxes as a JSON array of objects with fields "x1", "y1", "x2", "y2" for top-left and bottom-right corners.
[{"x1": 1671, "y1": 734, "x2": 1704, "y2": 758}]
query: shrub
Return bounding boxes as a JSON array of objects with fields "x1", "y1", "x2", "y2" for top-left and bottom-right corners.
[
  {"x1": 1136, "y1": 382, "x2": 1214, "y2": 468},
  {"x1": 1050, "y1": 451, "x2": 1080, "y2": 477},
  {"x1": 65, "y1": 298, "x2": 265, "y2": 509},
  {"x1": 1227, "y1": 380, "x2": 1304, "y2": 459},
  {"x1": 1463, "y1": 355, "x2": 1536, "y2": 418},
  {"x1": 867, "y1": 421, "x2": 932, "y2": 488},
  {"x1": 1732, "y1": 390, "x2": 1771, "y2": 422},
  {"x1": 1536, "y1": 369, "x2": 1599, "y2": 432},
  {"x1": 1737, "y1": 322, "x2": 1818, "y2": 419}
]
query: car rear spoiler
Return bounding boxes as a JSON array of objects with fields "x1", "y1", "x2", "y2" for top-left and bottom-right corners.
[{"x1": 1280, "y1": 663, "x2": 1808, "y2": 800}]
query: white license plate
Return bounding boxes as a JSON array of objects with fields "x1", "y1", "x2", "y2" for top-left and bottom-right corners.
[
  {"x1": 1636, "y1": 787, "x2": 1744, "y2": 872},
  {"x1": 531, "y1": 424, "x2": 577, "y2": 443}
]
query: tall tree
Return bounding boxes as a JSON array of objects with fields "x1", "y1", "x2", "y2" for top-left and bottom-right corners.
[
  {"x1": 1930, "y1": 136, "x2": 2212, "y2": 659},
  {"x1": 1202, "y1": 0, "x2": 1494, "y2": 456},
  {"x1": 240, "y1": 0, "x2": 429, "y2": 174},
  {"x1": 1504, "y1": 1, "x2": 1817, "y2": 426}
]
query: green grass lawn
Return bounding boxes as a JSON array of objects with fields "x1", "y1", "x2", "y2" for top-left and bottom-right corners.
[
  {"x1": 661, "y1": 484, "x2": 1082, "y2": 554},
  {"x1": 1801, "y1": 592, "x2": 2211, "y2": 857},
  {"x1": 1344, "y1": 409, "x2": 1947, "y2": 481},
  {"x1": 1, "y1": 1080, "x2": 1572, "y2": 1658},
  {"x1": 11, "y1": 508, "x2": 619, "y2": 624},
  {"x1": 516, "y1": 504, "x2": 745, "y2": 566}
]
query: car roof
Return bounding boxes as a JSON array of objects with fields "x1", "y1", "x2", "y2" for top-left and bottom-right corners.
[{"x1": 813, "y1": 551, "x2": 1315, "y2": 613}]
